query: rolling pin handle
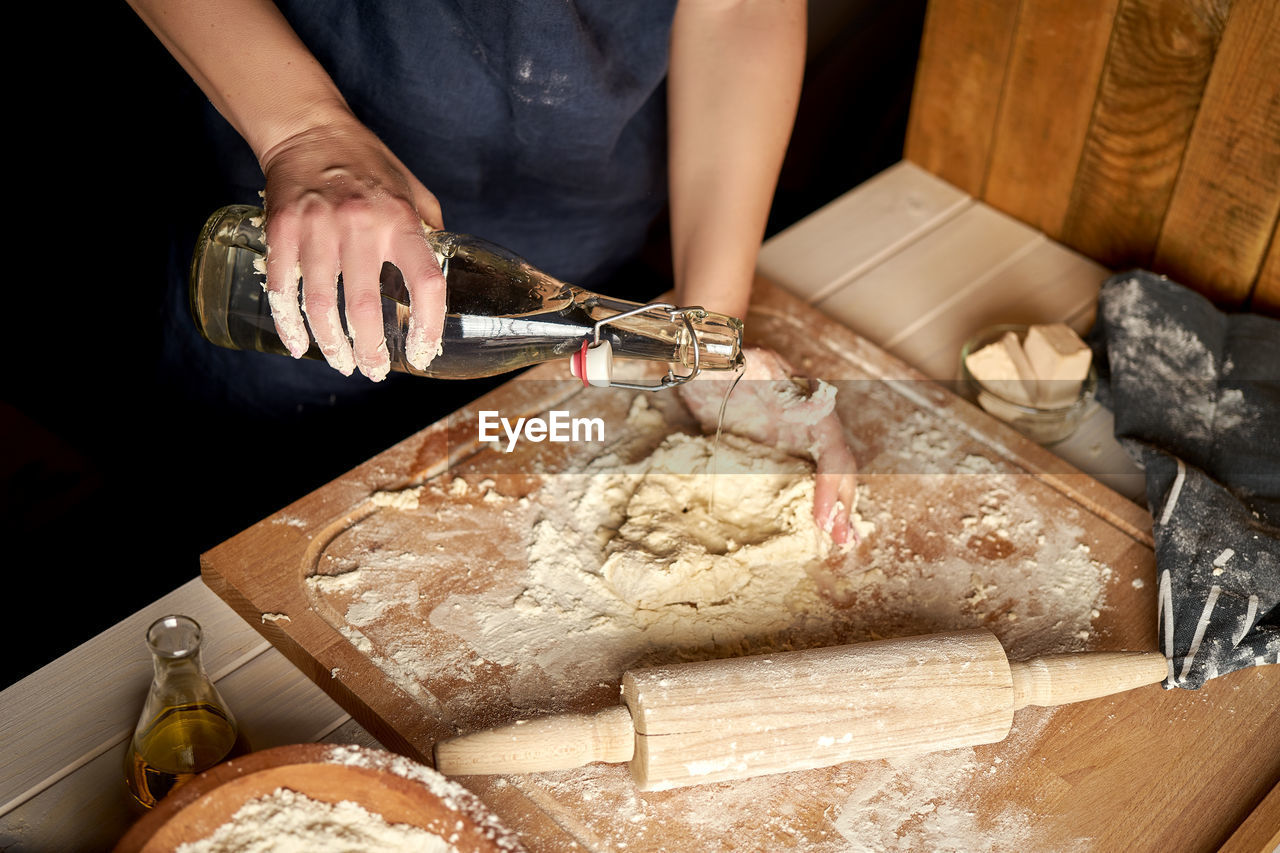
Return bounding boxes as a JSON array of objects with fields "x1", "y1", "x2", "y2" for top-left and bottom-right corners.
[
  {"x1": 434, "y1": 706, "x2": 635, "y2": 776},
  {"x1": 1009, "y1": 651, "x2": 1168, "y2": 710}
]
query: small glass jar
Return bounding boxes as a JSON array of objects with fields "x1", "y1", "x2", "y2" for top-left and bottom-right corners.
[
  {"x1": 124, "y1": 615, "x2": 245, "y2": 809},
  {"x1": 958, "y1": 324, "x2": 1096, "y2": 445}
]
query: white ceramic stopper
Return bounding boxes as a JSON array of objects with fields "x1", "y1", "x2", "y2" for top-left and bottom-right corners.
[{"x1": 569, "y1": 340, "x2": 613, "y2": 387}]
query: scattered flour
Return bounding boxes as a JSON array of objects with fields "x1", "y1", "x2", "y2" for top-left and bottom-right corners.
[
  {"x1": 831, "y1": 715, "x2": 1091, "y2": 853},
  {"x1": 174, "y1": 788, "x2": 457, "y2": 853},
  {"x1": 172, "y1": 745, "x2": 524, "y2": 852},
  {"x1": 321, "y1": 744, "x2": 524, "y2": 851},
  {"x1": 1101, "y1": 276, "x2": 1262, "y2": 441},
  {"x1": 303, "y1": 389, "x2": 1117, "y2": 851},
  {"x1": 371, "y1": 486, "x2": 425, "y2": 511},
  {"x1": 428, "y1": 432, "x2": 871, "y2": 698}
]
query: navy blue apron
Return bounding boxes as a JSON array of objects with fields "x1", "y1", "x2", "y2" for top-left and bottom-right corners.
[{"x1": 166, "y1": 0, "x2": 679, "y2": 421}]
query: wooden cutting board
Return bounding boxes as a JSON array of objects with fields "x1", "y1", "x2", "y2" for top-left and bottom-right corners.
[{"x1": 201, "y1": 278, "x2": 1278, "y2": 852}]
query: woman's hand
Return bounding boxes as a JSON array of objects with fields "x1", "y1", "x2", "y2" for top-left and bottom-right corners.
[
  {"x1": 259, "y1": 118, "x2": 446, "y2": 381},
  {"x1": 678, "y1": 347, "x2": 859, "y2": 544},
  {"x1": 123, "y1": 0, "x2": 447, "y2": 381}
]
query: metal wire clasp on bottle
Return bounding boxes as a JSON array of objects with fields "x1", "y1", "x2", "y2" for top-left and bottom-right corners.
[{"x1": 584, "y1": 303, "x2": 717, "y2": 391}]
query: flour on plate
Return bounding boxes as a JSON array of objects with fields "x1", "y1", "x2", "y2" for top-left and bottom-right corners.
[{"x1": 174, "y1": 787, "x2": 457, "y2": 853}]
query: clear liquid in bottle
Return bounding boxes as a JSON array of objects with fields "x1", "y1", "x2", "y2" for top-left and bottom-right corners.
[{"x1": 189, "y1": 205, "x2": 744, "y2": 386}]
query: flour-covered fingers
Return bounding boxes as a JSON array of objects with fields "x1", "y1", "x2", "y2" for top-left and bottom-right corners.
[
  {"x1": 299, "y1": 231, "x2": 354, "y2": 375},
  {"x1": 393, "y1": 227, "x2": 447, "y2": 371},
  {"x1": 339, "y1": 233, "x2": 391, "y2": 382},
  {"x1": 811, "y1": 416, "x2": 858, "y2": 544},
  {"x1": 814, "y1": 472, "x2": 847, "y2": 544},
  {"x1": 263, "y1": 210, "x2": 310, "y2": 358}
]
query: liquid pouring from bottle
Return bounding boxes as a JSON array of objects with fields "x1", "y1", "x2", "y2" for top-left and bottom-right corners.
[{"x1": 189, "y1": 206, "x2": 744, "y2": 390}]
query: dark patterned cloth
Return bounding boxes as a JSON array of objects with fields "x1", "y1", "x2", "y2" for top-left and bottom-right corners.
[
  {"x1": 165, "y1": 0, "x2": 679, "y2": 422},
  {"x1": 1088, "y1": 271, "x2": 1280, "y2": 689},
  {"x1": 209, "y1": 0, "x2": 679, "y2": 291}
]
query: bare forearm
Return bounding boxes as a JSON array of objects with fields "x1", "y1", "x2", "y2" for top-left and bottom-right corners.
[
  {"x1": 126, "y1": 0, "x2": 354, "y2": 164},
  {"x1": 667, "y1": 0, "x2": 805, "y2": 319},
  {"x1": 129, "y1": 0, "x2": 446, "y2": 381}
]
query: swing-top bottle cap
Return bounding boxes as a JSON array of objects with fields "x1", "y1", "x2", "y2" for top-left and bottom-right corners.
[{"x1": 570, "y1": 340, "x2": 613, "y2": 387}]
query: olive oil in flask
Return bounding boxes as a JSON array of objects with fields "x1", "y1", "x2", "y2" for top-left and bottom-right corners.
[{"x1": 124, "y1": 615, "x2": 246, "y2": 808}]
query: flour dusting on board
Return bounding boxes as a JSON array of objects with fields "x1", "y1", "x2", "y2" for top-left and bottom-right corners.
[
  {"x1": 828, "y1": 711, "x2": 1096, "y2": 853},
  {"x1": 306, "y1": 388, "x2": 1114, "y2": 850},
  {"x1": 502, "y1": 711, "x2": 1085, "y2": 852},
  {"x1": 429, "y1": 431, "x2": 861, "y2": 696}
]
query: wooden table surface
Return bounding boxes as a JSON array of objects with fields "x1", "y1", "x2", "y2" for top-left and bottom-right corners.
[{"x1": 2, "y1": 162, "x2": 1275, "y2": 852}]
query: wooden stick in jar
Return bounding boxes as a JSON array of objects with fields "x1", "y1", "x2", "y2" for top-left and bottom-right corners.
[{"x1": 433, "y1": 629, "x2": 1167, "y2": 791}]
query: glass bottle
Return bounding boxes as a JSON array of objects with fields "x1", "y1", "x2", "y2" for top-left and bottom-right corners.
[
  {"x1": 189, "y1": 205, "x2": 744, "y2": 390},
  {"x1": 124, "y1": 615, "x2": 245, "y2": 809}
]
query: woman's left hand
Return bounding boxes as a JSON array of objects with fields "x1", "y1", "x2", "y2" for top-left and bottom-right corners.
[{"x1": 678, "y1": 347, "x2": 859, "y2": 544}]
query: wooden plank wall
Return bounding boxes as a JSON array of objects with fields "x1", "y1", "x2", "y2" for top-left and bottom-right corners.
[{"x1": 905, "y1": 0, "x2": 1280, "y2": 315}]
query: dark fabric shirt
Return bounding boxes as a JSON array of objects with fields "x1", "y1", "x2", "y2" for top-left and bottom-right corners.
[
  {"x1": 208, "y1": 0, "x2": 679, "y2": 289},
  {"x1": 171, "y1": 1, "x2": 680, "y2": 420}
]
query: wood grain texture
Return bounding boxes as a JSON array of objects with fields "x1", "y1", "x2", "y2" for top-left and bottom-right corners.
[
  {"x1": 756, "y1": 161, "x2": 970, "y2": 304},
  {"x1": 436, "y1": 634, "x2": 1168, "y2": 791},
  {"x1": 815, "y1": 203, "x2": 1041, "y2": 350},
  {"x1": 0, "y1": 579, "x2": 268, "y2": 817},
  {"x1": 0, "y1": 638, "x2": 356, "y2": 853},
  {"x1": 1059, "y1": 0, "x2": 1232, "y2": 270},
  {"x1": 1023, "y1": 664, "x2": 1277, "y2": 853},
  {"x1": 1007, "y1": 651, "x2": 1166, "y2": 708},
  {"x1": 906, "y1": 0, "x2": 1278, "y2": 306},
  {"x1": 904, "y1": 0, "x2": 1021, "y2": 195},
  {"x1": 11, "y1": 155, "x2": 1275, "y2": 850},
  {"x1": 885, "y1": 235, "x2": 1108, "y2": 382},
  {"x1": 624, "y1": 631, "x2": 1016, "y2": 791},
  {"x1": 195, "y1": 277, "x2": 1280, "y2": 851},
  {"x1": 1153, "y1": 0, "x2": 1280, "y2": 305},
  {"x1": 434, "y1": 708, "x2": 635, "y2": 777},
  {"x1": 1252, "y1": 222, "x2": 1280, "y2": 315},
  {"x1": 1217, "y1": 779, "x2": 1280, "y2": 853},
  {"x1": 984, "y1": 0, "x2": 1123, "y2": 236}
]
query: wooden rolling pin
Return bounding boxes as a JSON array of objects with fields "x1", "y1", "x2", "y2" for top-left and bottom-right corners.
[{"x1": 434, "y1": 629, "x2": 1167, "y2": 791}]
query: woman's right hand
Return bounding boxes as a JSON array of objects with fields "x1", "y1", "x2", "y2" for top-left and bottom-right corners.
[
  {"x1": 124, "y1": 0, "x2": 446, "y2": 381},
  {"x1": 259, "y1": 117, "x2": 446, "y2": 381}
]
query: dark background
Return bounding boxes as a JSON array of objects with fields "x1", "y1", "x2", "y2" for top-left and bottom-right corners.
[{"x1": 1, "y1": 0, "x2": 926, "y2": 688}]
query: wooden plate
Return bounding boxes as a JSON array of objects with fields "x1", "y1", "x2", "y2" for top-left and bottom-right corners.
[{"x1": 113, "y1": 743, "x2": 524, "y2": 852}]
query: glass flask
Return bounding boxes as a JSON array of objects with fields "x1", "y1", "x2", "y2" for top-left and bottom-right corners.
[
  {"x1": 190, "y1": 205, "x2": 744, "y2": 390},
  {"x1": 123, "y1": 615, "x2": 245, "y2": 809}
]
